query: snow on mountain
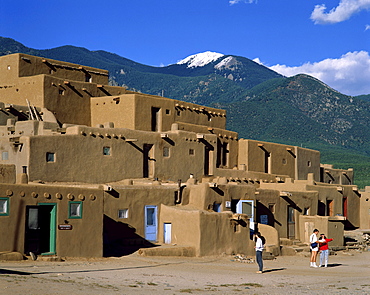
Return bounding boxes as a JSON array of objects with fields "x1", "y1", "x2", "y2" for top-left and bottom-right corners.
[
  {"x1": 177, "y1": 51, "x2": 224, "y2": 68},
  {"x1": 214, "y1": 56, "x2": 240, "y2": 70}
]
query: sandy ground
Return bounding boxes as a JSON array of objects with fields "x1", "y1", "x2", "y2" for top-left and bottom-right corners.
[{"x1": 0, "y1": 250, "x2": 370, "y2": 295}]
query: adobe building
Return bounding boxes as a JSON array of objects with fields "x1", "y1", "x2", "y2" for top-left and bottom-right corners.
[{"x1": 0, "y1": 53, "x2": 367, "y2": 259}]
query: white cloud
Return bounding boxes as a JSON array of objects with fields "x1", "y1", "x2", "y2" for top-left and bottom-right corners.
[
  {"x1": 229, "y1": 0, "x2": 256, "y2": 5},
  {"x1": 311, "y1": 0, "x2": 370, "y2": 24},
  {"x1": 268, "y1": 51, "x2": 370, "y2": 96},
  {"x1": 366, "y1": 24, "x2": 370, "y2": 30}
]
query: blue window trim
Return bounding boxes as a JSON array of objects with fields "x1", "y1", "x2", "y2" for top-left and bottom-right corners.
[
  {"x1": 68, "y1": 201, "x2": 83, "y2": 219},
  {"x1": 0, "y1": 197, "x2": 9, "y2": 216}
]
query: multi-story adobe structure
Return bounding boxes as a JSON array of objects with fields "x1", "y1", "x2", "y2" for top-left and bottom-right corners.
[{"x1": 0, "y1": 53, "x2": 367, "y2": 259}]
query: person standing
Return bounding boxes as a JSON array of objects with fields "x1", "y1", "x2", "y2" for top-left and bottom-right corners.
[
  {"x1": 254, "y1": 232, "x2": 264, "y2": 273},
  {"x1": 309, "y1": 229, "x2": 319, "y2": 268},
  {"x1": 318, "y1": 234, "x2": 333, "y2": 267}
]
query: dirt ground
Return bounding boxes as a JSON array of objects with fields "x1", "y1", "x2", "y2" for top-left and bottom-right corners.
[{"x1": 0, "y1": 250, "x2": 369, "y2": 295}]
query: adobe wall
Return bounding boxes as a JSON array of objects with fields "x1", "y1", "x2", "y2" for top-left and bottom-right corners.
[
  {"x1": 91, "y1": 93, "x2": 227, "y2": 132},
  {"x1": 0, "y1": 75, "x2": 45, "y2": 107},
  {"x1": 103, "y1": 185, "x2": 177, "y2": 250},
  {"x1": 238, "y1": 139, "x2": 296, "y2": 177},
  {"x1": 0, "y1": 53, "x2": 109, "y2": 85},
  {"x1": 159, "y1": 205, "x2": 252, "y2": 257},
  {"x1": 0, "y1": 164, "x2": 16, "y2": 184},
  {"x1": 0, "y1": 183, "x2": 103, "y2": 257},
  {"x1": 91, "y1": 95, "x2": 136, "y2": 130},
  {"x1": 320, "y1": 164, "x2": 354, "y2": 185},
  {"x1": 360, "y1": 187, "x2": 370, "y2": 229},
  {"x1": 295, "y1": 147, "x2": 320, "y2": 181},
  {"x1": 299, "y1": 215, "x2": 344, "y2": 246}
]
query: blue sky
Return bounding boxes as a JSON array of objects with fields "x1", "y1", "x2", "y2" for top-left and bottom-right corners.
[{"x1": 1, "y1": 0, "x2": 369, "y2": 95}]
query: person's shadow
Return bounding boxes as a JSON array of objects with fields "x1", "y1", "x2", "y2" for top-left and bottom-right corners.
[
  {"x1": 262, "y1": 268, "x2": 286, "y2": 273},
  {"x1": 325, "y1": 263, "x2": 342, "y2": 268}
]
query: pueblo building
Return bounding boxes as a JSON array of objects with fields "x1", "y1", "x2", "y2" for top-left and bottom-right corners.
[{"x1": 0, "y1": 53, "x2": 367, "y2": 259}]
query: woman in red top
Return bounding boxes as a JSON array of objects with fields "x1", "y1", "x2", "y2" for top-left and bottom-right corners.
[{"x1": 318, "y1": 234, "x2": 333, "y2": 267}]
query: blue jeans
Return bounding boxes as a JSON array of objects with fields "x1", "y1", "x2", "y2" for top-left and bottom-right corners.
[
  {"x1": 256, "y1": 250, "x2": 263, "y2": 271},
  {"x1": 320, "y1": 250, "x2": 329, "y2": 266}
]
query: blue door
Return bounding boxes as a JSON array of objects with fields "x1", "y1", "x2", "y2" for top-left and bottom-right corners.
[{"x1": 145, "y1": 206, "x2": 157, "y2": 242}]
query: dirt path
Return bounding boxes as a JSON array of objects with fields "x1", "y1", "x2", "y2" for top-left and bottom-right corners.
[{"x1": 1, "y1": 250, "x2": 370, "y2": 294}]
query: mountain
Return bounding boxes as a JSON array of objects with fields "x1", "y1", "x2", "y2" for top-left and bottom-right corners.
[{"x1": 1, "y1": 37, "x2": 370, "y2": 187}]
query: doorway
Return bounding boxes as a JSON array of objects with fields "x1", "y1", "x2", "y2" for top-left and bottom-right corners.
[
  {"x1": 151, "y1": 107, "x2": 161, "y2": 132},
  {"x1": 163, "y1": 223, "x2": 172, "y2": 244},
  {"x1": 236, "y1": 200, "x2": 254, "y2": 232},
  {"x1": 143, "y1": 144, "x2": 154, "y2": 178},
  {"x1": 145, "y1": 205, "x2": 157, "y2": 242},
  {"x1": 204, "y1": 146, "x2": 214, "y2": 176},
  {"x1": 288, "y1": 206, "x2": 295, "y2": 239},
  {"x1": 24, "y1": 204, "x2": 57, "y2": 255}
]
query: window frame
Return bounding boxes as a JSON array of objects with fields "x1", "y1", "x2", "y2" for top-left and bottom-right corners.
[
  {"x1": 68, "y1": 201, "x2": 83, "y2": 219},
  {"x1": 103, "y1": 146, "x2": 111, "y2": 156},
  {"x1": 0, "y1": 197, "x2": 9, "y2": 216},
  {"x1": 118, "y1": 209, "x2": 129, "y2": 219},
  {"x1": 46, "y1": 152, "x2": 55, "y2": 163}
]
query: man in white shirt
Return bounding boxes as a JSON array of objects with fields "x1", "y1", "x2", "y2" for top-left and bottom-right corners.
[{"x1": 309, "y1": 229, "x2": 319, "y2": 267}]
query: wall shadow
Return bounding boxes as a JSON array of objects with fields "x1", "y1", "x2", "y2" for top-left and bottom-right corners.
[{"x1": 103, "y1": 215, "x2": 157, "y2": 257}]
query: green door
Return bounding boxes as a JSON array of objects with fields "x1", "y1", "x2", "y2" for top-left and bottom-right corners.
[{"x1": 25, "y1": 203, "x2": 57, "y2": 255}]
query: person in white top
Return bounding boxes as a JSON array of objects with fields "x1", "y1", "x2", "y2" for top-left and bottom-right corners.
[
  {"x1": 309, "y1": 229, "x2": 319, "y2": 268},
  {"x1": 254, "y1": 232, "x2": 264, "y2": 273}
]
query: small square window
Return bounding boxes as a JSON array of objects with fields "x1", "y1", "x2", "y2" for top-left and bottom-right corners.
[
  {"x1": 46, "y1": 152, "x2": 55, "y2": 162},
  {"x1": 307, "y1": 161, "x2": 312, "y2": 167},
  {"x1": 58, "y1": 89, "x2": 65, "y2": 95},
  {"x1": 189, "y1": 149, "x2": 194, "y2": 155},
  {"x1": 2, "y1": 151, "x2": 8, "y2": 160},
  {"x1": 163, "y1": 147, "x2": 170, "y2": 157},
  {"x1": 69, "y1": 201, "x2": 82, "y2": 219},
  {"x1": 304, "y1": 207, "x2": 310, "y2": 215},
  {"x1": 0, "y1": 198, "x2": 9, "y2": 216},
  {"x1": 118, "y1": 209, "x2": 129, "y2": 219},
  {"x1": 165, "y1": 109, "x2": 170, "y2": 115},
  {"x1": 85, "y1": 74, "x2": 92, "y2": 83},
  {"x1": 103, "y1": 146, "x2": 111, "y2": 156}
]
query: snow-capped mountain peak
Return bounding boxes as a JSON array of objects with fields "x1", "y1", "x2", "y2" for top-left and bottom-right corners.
[{"x1": 177, "y1": 51, "x2": 224, "y2": 68}]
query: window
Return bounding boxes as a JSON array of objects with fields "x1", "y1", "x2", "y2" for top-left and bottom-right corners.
[
  {"x1": 0, "y1": 198, "x2": 9, "y2": 216},
  {"x1": 46, "y1": 152, "x2": 55, "y2": 162},
  {"x1": 58, "y1": 89, "x2": 65, "y2": 95},
  {"x1": 189, "y1": 149, "x2": 194, "y2": 155},
  {"x1": 7, "y1": 65, "x2": 10, "y2": 70},
  {"x1": 304, "y1": 207, "x2": 310, "y2": 215},
  {"x1": 85, "y1": 74, "x2": 92, "y2": 83},
  {"x1": 69, "y1": 201, "x2": 82, "y2": 219},
  {"x1": 268, "y1": 203, "x2": 275, "y2": 214},
  {"x1": 103, "y1": 146, "x2": 111, "y2": 156},
  {"x1": 213, "y1": 203, "x2": 221, "y2": 212},
  {"x1": 118, "y1": 209, "x2": 129, "y2": 219},
  {"x1": 282, "y1": 158, "x2": 287, "y2": 165},
  {"x1": 165, "y1": 109, "x2": 170, "y2": 115},
  {"x1": 307, "y1": 161, "x2": 312, "y2": 167},
  {"x1": 2, "y1": 151, "x2": 8, "y2": 161},
  {"x1": 163, "y1": 147, "x2": 170, "y2": 157}
]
